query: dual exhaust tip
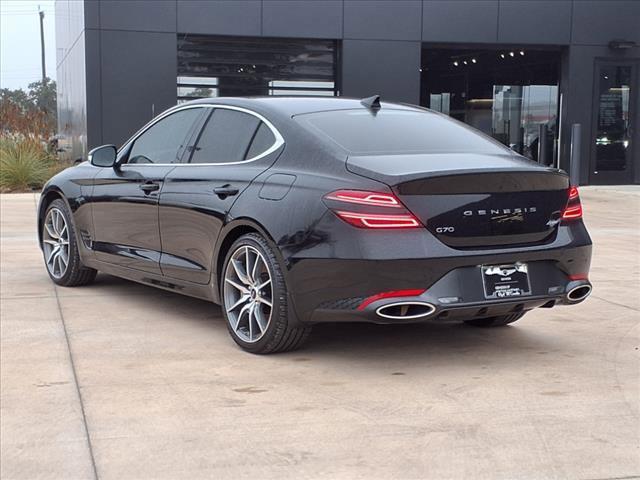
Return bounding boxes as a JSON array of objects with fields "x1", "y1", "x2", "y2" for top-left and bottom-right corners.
[
  {"x1": 566, "y1": 283, "x2": 592, "y2": 303},
  {"x1": 373, "y1": 283, "x2": 592, "y2": 320},
  {"x1": 375, "y1": 301, "x2": 436, "y2": 320}
]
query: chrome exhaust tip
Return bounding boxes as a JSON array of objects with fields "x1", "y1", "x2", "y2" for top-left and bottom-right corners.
[
  {"x1": 376, "y1": 301, "x2": 436, "y2": 320},
  {"x1": 567, "y1": 284, "x2": 592, "y2": 303}
]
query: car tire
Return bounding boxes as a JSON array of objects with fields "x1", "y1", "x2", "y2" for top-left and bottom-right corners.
[
  {"x1": 221, "y1": 233, "x2": 311, "y2": 354},
  {"x1": 41, "y1": 199, "x2": 97, "y2": 287},
  {"x1": 463, "y1": 312, "x2": 526, "y2": 327}
]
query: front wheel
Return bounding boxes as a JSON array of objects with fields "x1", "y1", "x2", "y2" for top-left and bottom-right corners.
[
  {"x1": 41, "y1": 199, "x2": 97, "y2": 287},
  {"x1": 464, "y1": 312, "x2": 526, "y2": 327},
  {"x1": 221, "y1": 233, "x2": 311, "y2": 354}
]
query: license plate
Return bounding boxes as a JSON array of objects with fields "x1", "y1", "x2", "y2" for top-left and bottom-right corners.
[{"x1": 481, "y1": 263, "x2": 531, "y2": 299}]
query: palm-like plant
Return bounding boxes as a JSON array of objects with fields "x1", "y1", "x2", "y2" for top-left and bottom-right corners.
[{"x1": 0, "y1": 136, "x2": 57, "y2": 192}]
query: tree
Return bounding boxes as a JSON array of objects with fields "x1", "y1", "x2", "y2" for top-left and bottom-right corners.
[
  {"x1": 190, "y1": 87, "x2": 213, "y2": 98},
  {"x1": 0, "y1": 88, "x2": 32, "y2": 112},
  {"x1": 28, "y1": 78, "x2": 56, "y2": 115},
  {"x1": 0, "y1": 78, "x2": 57, "y2": 136}
]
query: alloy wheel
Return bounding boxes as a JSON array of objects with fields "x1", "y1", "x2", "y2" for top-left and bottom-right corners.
[
  {"x1": 223, "y1": 245, "x2": 273, "y2": 343},
  {"x1": 43, "y1": 208, "x2": 70, "y2": 279}
]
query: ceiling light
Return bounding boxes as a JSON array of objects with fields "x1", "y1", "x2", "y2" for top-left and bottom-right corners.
[
  {"x1": 500, "y1": 53, "x2": 505, "y2": 59},
  {"x1": 509, "y1": 51, "x2": 515, "y2": 57},
  {"x1": 453, "y1": 61, "x2": 459, "y2": 66},
  {"x1": 519, "y1": 50, "x2": 525, "y2": 56},
  {"x1": 471, "y1": 58, "x2": 477, "y2": 63},
  {"x1": 463, "y1": 60, "x2": 468, "y2": 65}
]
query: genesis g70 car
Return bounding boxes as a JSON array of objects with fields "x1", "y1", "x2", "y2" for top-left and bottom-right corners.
[{"x1": 38, "y1": 96, "x2": 592, "y2": 353}]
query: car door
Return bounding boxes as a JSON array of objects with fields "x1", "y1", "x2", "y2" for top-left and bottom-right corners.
[
  {"x1": 90, "y1": 107, "x2": 206, "y2": 274},
  {"x1": 158, "y1": 106, "x2": 284, "y2": 284}
]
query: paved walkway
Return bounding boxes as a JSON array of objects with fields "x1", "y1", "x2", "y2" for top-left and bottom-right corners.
[{"x1": 1, "y1": 188, "x2": 638, "y2": 479}]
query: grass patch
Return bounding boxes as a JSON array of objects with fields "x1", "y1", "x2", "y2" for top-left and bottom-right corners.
[{"x1": 0, "y1": 136, "x2": 64, "y2": 192}]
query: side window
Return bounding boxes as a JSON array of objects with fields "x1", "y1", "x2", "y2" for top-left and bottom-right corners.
[
  {"x1": 189, "y1": 109, "x2": 275, "y2": 164},
  {"x1": 127, "y1": 108, "x2": 202, "y2": 164},
  {"x1": 246, "y1": 122, "x2": 276, "y2": 159}
]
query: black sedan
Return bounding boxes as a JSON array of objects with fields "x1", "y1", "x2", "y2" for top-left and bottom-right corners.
[{"x1": 38, "y1": 96, "x2": 592, "y2": 353}]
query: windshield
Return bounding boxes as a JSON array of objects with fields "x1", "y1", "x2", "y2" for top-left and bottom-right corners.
[{"x1": 295, "y1": 109, "x2": 508, "y2": 155}]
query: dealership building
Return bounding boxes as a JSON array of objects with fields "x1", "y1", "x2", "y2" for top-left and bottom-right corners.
[{"x1": 55, "y1": 0, "x2": 639, "y2": 184}]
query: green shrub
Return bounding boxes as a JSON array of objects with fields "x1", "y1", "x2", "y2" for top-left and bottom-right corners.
[{"x1": 0, "y1": 136, "x2": 61, "y2": 192}]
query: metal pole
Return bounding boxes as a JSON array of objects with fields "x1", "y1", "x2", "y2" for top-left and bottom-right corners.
[
  {"x1": 557, "y1": 93, "x2": 563, "y2": 169},
  {"x1": 39, "y1": 10, "x2": 46, "y2": 81},
  {"x1": 569, "y1": 123, "x2": 581, "y2": 186},
  {"x1": 537, "y1": 123, "x2": 547, "y2": 165}
]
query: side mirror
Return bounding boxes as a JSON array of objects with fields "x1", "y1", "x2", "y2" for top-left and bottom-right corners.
[{"x1": 89, "y1": 145, "x2": 117, "y2": 168}]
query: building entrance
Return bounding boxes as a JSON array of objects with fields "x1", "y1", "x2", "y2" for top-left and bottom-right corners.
[{"x1": 421, "y1": 47, "x2": 561, "y2": 166}]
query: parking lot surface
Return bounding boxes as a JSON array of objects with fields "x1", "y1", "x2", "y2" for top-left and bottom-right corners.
[{"x1": 1, "y1": 188, "x2": 639, "y2": 480}]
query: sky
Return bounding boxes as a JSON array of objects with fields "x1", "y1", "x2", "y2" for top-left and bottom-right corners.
[{"x1": 1, "y1": 0, "x2": 56, "y2": 90}]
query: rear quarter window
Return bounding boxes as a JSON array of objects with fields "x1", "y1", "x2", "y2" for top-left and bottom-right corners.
[
  {"x1": 190, "y1": 109, "x2": 260, "y2": 164},
  {"x1": 246, "y1": 122, "x2": 276, "y2": 159},
  {"x1": 294, "y1": 109, "x2": 508, "y2": 155}
]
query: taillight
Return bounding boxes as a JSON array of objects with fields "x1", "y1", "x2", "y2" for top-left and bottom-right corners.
[
  {"x1": 562, "y1": 186, "x2": 583, "y2": 220},
  {"x1": 324, "y1": 189, "x2": 421, "y2": 229},
  {"x1": 324, "y1": 190, "x2": 401, "y2": 208},
  {"x1": 568, "y1": 186, "x2": 579, "y2": 200},
  {"x1": 357, "y1": 289, "x2": 426, "y2": 310},
  {"x1": 334, "y1": 211, "x2": 420, "y2": 229}
]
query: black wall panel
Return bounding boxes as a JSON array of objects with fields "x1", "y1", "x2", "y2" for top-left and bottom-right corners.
[
  {"x1": 99, "y1": 0, "x2": 177, "y2": 32},
  {"x1": 572, "y1": 0, "x2": 640, "y2": 46},
  {"x1": 262, "y1": 0, "x2": 343, "y2": 39},
  {"x1": 344, "y1": 0, "x2": 422, "y2": 41},
  {"x1": 99, "y1": 31, "x2": 177, "y2": 147},
  {"x1": 422, "y1": 0, "x2": 499, "y2": 43},
  {"x1": 177, "y1": 0, "x2": 261, "y2": 36},
  {"x1": 498, "y1": 0, "x2": 572, "y2": 45},
  {"x1": 342, "y1": 39, "x2": 421, "y2": 104},
  {"x1": 84, "y1": 29, "x2": 102, "y2": 149}
]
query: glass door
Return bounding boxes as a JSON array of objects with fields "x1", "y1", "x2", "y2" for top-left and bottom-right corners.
[{"x1": 590, "y1": 61, "x2": 637, "y2": 184}]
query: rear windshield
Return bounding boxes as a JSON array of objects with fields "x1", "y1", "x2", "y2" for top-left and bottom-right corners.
[{"x1": 295, "y1": 109, "x2": 508, "y2": 155}]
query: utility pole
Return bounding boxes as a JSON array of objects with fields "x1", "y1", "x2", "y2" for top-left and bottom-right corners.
[{"x1": 39, "y1": 9, "x2": 46, "y2": 81}]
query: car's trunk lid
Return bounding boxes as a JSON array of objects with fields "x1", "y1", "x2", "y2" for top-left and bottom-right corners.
[{"x1": 346, "y1": 152, "x2": 569, "y2": 248}]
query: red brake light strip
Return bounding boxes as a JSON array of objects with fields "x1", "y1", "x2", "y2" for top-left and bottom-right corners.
[{"x1": 357, "y1": 289, "x2": 426, "y2": 311}]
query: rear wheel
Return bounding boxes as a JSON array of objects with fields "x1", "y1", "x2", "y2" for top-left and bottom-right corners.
[
  {"x1": 221, "y1": 233, "x2": 311, "y2": 354},
  {"x1": 464, "y1": 312, "x2": 526, "y2": 327},
  {"x1": 41, "y1": 199, "x2": 97, "y2": 287}
]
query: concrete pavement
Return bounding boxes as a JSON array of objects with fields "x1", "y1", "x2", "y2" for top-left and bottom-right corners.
[{"x1": 1, "y1": 188, "x2": 639, "y2": 480}]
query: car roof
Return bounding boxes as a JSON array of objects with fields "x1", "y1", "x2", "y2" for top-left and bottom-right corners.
[{"x1": 179, "y1": 96, "x2": 423, "y2": 117}]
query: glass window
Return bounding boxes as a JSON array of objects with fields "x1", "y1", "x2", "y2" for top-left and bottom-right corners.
[
  {"x1": 295, "y1": 109, "x2": 508, "y2": 155},
  {"x1": 128, "y1": 108, "x2": 202, "y2": 164},
  {"x1": 246, "y1": 123, "x2": 276, "y2": 159},
  {"x1": 177, "y1": 35, "x2": 338, "y2": 101},
  {"x1": 190, "y1": 109, "x2": 261, "y2": 164},
  {"x1": 421, "y1": 48, "x2": 561, "y2": 163},
  {"x1": 594, "y1": 65, "x2": 632, "y2": 172}
]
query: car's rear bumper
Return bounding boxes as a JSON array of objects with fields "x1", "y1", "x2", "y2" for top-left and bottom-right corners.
[
  {"x1": 309, "y1": 274, "x2": 592, "y2": 324},
  {"x1": 286, "y1": 222, "x2": 592, "y2": 324}
]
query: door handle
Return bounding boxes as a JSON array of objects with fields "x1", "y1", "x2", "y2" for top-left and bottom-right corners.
[
  {"x1": 139, "y1": 181, "x2": 160, "y2": 193},
  {"x1": 213, "y1": 185, "x2": 239, "y2": 198}
]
